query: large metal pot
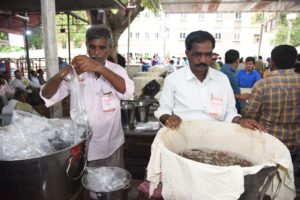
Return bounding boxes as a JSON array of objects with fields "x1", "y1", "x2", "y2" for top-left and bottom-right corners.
[
  {"x1": 0, "y1": 133, "x2": 89, "y2": 200},
  {"x1": 81, "y1": 167, "x2": 131, "y2": 200}
]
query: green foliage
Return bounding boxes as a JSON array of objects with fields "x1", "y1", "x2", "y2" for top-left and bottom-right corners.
[
  {"x1": 56, "y1": 11, "x2": 87, "y2": 49},
  {"x1": 28, "y1": 27, "x2": 43, "y2": 49},
  {"x1": 0, "y1": 32, "x2": 8, "y2": 40},
  {"x1": 273, "y1": 13, "x2": 300, "y2": 47},
  {"x1": 0, "y1": 32, "x2": 23, "y2": 52},
  {"x1": 251, "y1": 12, "x2": 264, "y2": 25}
]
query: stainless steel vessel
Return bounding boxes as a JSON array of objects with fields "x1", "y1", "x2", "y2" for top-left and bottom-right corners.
[{"x1": 0, "y1": 134, "x2": 88, "y2": 200}]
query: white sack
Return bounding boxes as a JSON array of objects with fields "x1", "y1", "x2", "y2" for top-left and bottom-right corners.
[{"x1": 147, "y1": 120, "x2": 295, "y2": 200}]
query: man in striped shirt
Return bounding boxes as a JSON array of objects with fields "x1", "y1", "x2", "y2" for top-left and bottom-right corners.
[{"x1": 244, "y1": 45, "x2": 300, "y2": 155}]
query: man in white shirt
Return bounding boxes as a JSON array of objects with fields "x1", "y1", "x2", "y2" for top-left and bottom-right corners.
[
  {"x1": 41, "y1": 25, "x2": 134, "y2": 168},
  {"x1": 155, "y1": 30, "x2": 263, "y2": 131},
  {"x1": 10, "y1": 70, "x2": 40, "y2": 93}
]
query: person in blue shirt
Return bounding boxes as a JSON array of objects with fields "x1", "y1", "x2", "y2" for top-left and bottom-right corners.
[
  {"x1": 221, "y1": 49, "x2": 249, "y2": 113},
  {"x1": 236, "y1": 56, "x2": 261, "y2": 88}
]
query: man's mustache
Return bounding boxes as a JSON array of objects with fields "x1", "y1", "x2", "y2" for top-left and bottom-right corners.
[
  {"x1": 195, "y1": 63, "x2": 208, "y2": 68},
  {"x1": 91, "y1": 56, "x2": 105, "y2": 64}
]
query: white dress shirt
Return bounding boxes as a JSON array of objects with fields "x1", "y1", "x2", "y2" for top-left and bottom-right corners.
[
  {"x1": 154, "y1": 66, "x2": 239, "y2": 123},
  {"x1": 41, "y1": 60, "x2": 134, "y2": 161}
]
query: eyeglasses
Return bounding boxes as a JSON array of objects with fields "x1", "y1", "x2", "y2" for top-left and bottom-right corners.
[
  {"x1": 87, "y1": 44, "x2": 108, "y2": 51},
  {"x1": 188, "y1": 51, "x2": 213, "y2": 59}
]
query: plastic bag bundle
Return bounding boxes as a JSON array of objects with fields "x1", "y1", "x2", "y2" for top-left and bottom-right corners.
[
  {"x1": 69, "y1": 69, "x2": 88, "y2": 128},
  {"x1": 0, "y1": 110, "x2": 87, "y2": 160}
]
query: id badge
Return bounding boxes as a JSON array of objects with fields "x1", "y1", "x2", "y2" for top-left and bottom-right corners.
[
  {"x1": 208, "y1": 95, "x2": 223, "y2": 118},
  {"x1": 102, "y1": 92, "x2": 116, "y2": 112}
]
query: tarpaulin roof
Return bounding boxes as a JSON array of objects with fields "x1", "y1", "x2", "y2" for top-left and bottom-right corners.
[{"x1": 160, "y1": 0, "x2": 300, "y2": 13}]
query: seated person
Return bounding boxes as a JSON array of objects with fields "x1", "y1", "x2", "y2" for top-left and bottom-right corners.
[
  {"x1": 0, "y1": 77, "x2": 15, "y2": 106},
  {"x1": 37, "y1": 69, "x2": 46, "y2": 85},
  {"x1": 10, "y1": 70, "x2": 40, "y2": 93},
  {"x1": 2, "y1": 89, "x2": 40, "y2": 115},
  {"x1": 30, "y1": 70, "x2": 42, "y2": 88}
]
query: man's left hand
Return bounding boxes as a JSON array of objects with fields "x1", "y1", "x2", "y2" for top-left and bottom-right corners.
[
  {"x1": 72, "y1": 55, "x2": 103, "y2": 75},
  {"x1": 239, "y1": 118, "x2": 266, "y2": 132}
]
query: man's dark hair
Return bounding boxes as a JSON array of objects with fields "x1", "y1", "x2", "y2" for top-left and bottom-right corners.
[
  {"x1": 185, "y1": 30, "x2": 215, "y2": 51},
  {"x1": 86, "y1": 25, "x2": 113, "y2": 44},
  {"x1": 170, "y1": 60, "x2": 174, "y2": 64},
  {"x1": 258, "y1": 55, "x2": 263, "y2": 60},
  {"x1": 271, "y1": 45, "x2": 297, "y2": 69},
  {"x1": 245, "y1": 57, "x2": 255, "y2": 65},
  {"x1": 14, "y1": 70, "x2": 20, "y2": 77},
  {"x1": 225, "y1": 49, "x2": 239, "y2": 64},
  {"x1": 297, "y1": 54, "x2": 300, "y2": 62}
]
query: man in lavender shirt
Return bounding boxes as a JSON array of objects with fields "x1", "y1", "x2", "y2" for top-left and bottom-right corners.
[{"x1": 41, "y1": 25, "x2": 134, "y2": 168}]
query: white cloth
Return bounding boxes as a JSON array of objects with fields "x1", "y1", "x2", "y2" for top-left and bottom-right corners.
[
  {"x1": 10, "y1": 77, "x2": 40, "y2": 91},
  {"x1": 154, "y1": 66, "x2": 239, "y2": 122},
  {"x1": 147, "y1": 121, "x2": 295, "y2": 200},
  {"x1": 41, "y1": 60, "x2": 134, "y2": 161},
  {"x1": 30, "y1": 76, "x2": 41, "y2": 88}
]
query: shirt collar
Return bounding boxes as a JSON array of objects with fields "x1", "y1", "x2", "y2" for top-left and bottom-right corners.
[
  {"x1": 185, "y1": 65, "x2": 217, "y2": 81},
  {"x1": 270, "y1": 68, "x2": 295, "y2": 76},
  {"x1": 223, "y1": 63, "x2": 236, "y2": 72}
]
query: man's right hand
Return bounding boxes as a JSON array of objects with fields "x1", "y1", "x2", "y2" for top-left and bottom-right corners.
[{"x1": 161, "y1": 114, "x2": 182, "y2": 130}]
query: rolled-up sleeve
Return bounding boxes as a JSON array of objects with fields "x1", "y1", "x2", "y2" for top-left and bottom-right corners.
[
  {"x1": 40, "y1": 81, "x2": 70, "y2": 108},
  {"x1": 154, "y1": 76, "x2": 174, "y2": 120},
  {"x1": 114, "y1": 68, "x2": 134, "y2": 100}
]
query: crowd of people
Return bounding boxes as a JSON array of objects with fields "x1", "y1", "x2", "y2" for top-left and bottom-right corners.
[
  {"x1": 0, "y1": 24, "x2": 299, "y2": 198},
  {"x1": 0, "y1": 68, "x2": 46, "y2": 115}
]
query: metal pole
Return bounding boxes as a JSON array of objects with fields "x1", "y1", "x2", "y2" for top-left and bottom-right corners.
[
  {"x1": 127, "y1": 9, "x2": 131, "y2": 68},
  {"x1": 287, "y1": 20, "x2": 292, "y2": 45},
  {"x1": 23, "y1": 17, "x2": 31, "y2": 79},
  {"x1": 67, "y1": 12, "x2": 71, "y2": 64},
  {"x1": 257, "y1": 24, "x2": 264, "y2": 57}
]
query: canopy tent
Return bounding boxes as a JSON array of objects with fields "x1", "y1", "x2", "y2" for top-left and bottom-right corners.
[
  {"x1": 160, "y1": 0, "x2": 300, "y2": 13},
  {"x1": 0, "y1": 0, "x2": 126, "y2": 34},
  {"x1": 0, "y1": 0, "x2": 125, "y2": 13}
]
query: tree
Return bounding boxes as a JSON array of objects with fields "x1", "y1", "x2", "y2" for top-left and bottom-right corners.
[
  {"x1": 273, "y1": 13, "x2": 300, "y2": 47},
  {"x1": 0, "y1": 32, "x2": 23, "y2": 52},
  {"x1": 87, "y1": 0, "x2": 160, "y2": 61},
  {"x1": 28, "y1": 27, "x2": 43, "y2": 49}
]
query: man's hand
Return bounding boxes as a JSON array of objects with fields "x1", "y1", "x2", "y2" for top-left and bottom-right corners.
[
  {"x1": 58, "y1": 65, "x2": 73, "y2": 81},
  {"x1": 164, "y1": 114, "x2": 182, "y2": 130},
  {"x1": 239, "y1": 118, "x2": 266, "y2": 132},
  {"x1": 72, "y1": 55, "x2": 103, "y2": 75}
]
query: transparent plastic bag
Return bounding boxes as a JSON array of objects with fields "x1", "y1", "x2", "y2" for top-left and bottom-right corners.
[{"x1": 69, "y1": 69, "x2": 88, "y2": 128}]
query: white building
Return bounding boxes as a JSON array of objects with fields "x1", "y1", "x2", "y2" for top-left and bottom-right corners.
[{"x1": 118, "y1": 10, "x2": 276, "y2": 61}]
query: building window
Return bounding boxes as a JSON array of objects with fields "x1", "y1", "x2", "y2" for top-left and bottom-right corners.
[
  {"x1": 145, "y1": 32, "x2": 149, "y2": 39},
  {"x1": 233, "y1": 33, "x2": 240, "y2": 41},
  {"x1": 198, "y1": 13, "x2": 204, "y2": 19},
  {"x1": 253, "y1": 34, "x2": 260, "y2": 43},
  {"x1": 235, "y1": 13, "x2": 241, "y2": 19},
  {"x1": 180, "y1": 32, "x2": 186, "y2": 39},
  {"x1": 180, "y1": 13, "x2": 186, "y2": 19},
  {"x1": 215, "y1": 33, "x2": 222, "y2": 40},
  {"x1": 216, "y1": 13, "x2": 222, "y2": 20},
  {"x1": 144, "y1": 12, "x2": 150, "y2": 18},
  {"x1": 165, "y1": 13, "x2": 169, "y2": 18},
  {"x1": 135, "y1": 32, "x2": 140, "y2": 39},
  {"x1": 130, "y1": 32, "x2": 133, "y2": 38},
  {"x1": 154, "y1": 32, "x2": 159, "y2": 38}
]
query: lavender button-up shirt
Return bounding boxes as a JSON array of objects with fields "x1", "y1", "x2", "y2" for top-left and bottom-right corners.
[{"x1": 41, "y1": 60, "x2": 134, "y2": 161}]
